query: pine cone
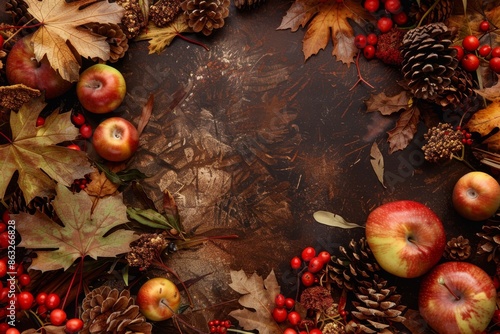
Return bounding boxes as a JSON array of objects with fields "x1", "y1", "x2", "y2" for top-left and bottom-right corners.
[
  {"x1": 444, "y1": 235, "x2": 472, "y2": 261},
  {"x1": 233, "y1": 0, "x2": 266, "y2": 10},
  {"x1": 180, "y1": 0, "x2": 230, "y2": 36},
  {"x1": 421, "y1": 122, "x2": 464, "y2": 163},
  {"x1": 434, "y1": 67, "x2": 477, "y2": 108},
  {"x1": 326, "y1": 238, "x2": 381, "y2": 291},
  {"x1": 477, "y1": 224, "x2": 500, "y2": 263},
  {"x1": 85, "y1": 23, "x2": 129, "y2": 62},
  {"x1": 150, "y1": 0, "x2": 182, "y2": 27},
  {"x1": 350, "y1": 275, "x2": 406, "y2": 332},
  {"x1": 323, "y1": 322, "x2": 347, "y2": 334},
  {"x1": 410, "y1": 0, "x2": 454, "y2": 25},
  {"x1": 5, "y1": 188, "x2": 55, "y2": 218},
  {"x1": 400, "y1": 23, "x2": 458, "y2": 102},
  {"x1": 116, "y1": 0, "x2": 149, "y2": 39},
  {"x1": 5, "y1": 0, "x2": 35, "y2": 27},
  {"x1": 81, "y1": 286, "x2": 152, "y2": 334}
]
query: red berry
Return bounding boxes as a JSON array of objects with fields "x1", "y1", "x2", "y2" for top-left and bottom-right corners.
[
  {"x1": 301, "y1": 247, "x2": 316, "y2": 261},
  {"x1": 478, "y1": 44, "x2": 492, "y2": 57},
  {"x1": 0, "y1": 223, "x2": 6, "y2": 234},
  {"x1": 36, "y1": 116, "x2": 45, "y2": 127},
  {"x1": 275, "y1": 293, "x2": 285, "y2": 307},
  {"x1": 79, "y1": 123, "x2": 93, "y2": 139},
  {"x1": 364, "y1": 0, "x2": 380, "y2": 13},
  {"x1": 462, "y1": 35, "x2": 480, "y2": 52},
  {"x1": 366, "y1": 33, "x2": 378, "y2": 46},
  {"x1": 272, "y1": 307, "x2": 288, "y2": 323},
  {"x1": 18, "y1": 273, "x2": 31, "y2": 287},
  {"x1": 284, "y1": 298, "x2": 295, "y2": 309},
  {"x1": 363, "y1": 44, "x2": 376, "y2": 59},
  {"x1": 71, "y1": 113, "x2": 86, "y2": 127},
  {"x1": 0, "y1": 232, "x2": 9, "y2": 249},
  {"x1": 354, "y1": 34, "x2": 367, "y2": 49},
  {"x1": 317, "y1": 250, "x2": 331, "y2": 264},
  {"x1": 290, "y1": 256, "x2": 302, "y2": 270},
  {"x1": 301, "y1": 271, "x2": 315, "y2": 287},
  {"x1": 0, "y1": 35, "x2": 4, "y2": 50},
  {"x1": 65, "y1": 318, "x2": 84, "y2": 333},
  {"x1": 492, "y1": 47, "x2": 500, "y2": 58},
  {"x1": 283, "y1": 329, "x2": 297, "y2": 334},
  {"x1": 66, "y1": 144, "x2": 81, "y2": 151},
  {"x1": 377, "y1": 17, "x2": 393, "y2": 33},
  {"x1": 479, "y1": 20, "x2": 490, "y2": 32},
  {"x1": 490, "y1": 57, "x2": 500, "y2": 73},
  {"x1": 287, "y1": 311, "x2": 301, "y2": 325},
  {"x1": 461, "y1": 53, "x2": 480, "y2": 72},
  {"x1": 45, "y1": 293, "x2": 61, "y2": 310},
  {"x1": 308, "y1": 257, "x2": 324, "y2": 273},
  {"x1": 384, "y1": 0, "x2": 401, "y2": 14},
  {"x1": 309, "y1": 330, "x2": 323, "y2": 334},
  {"x1": 49, "y1": 308, "x2": 67, "y2": 326},
  {"x1": 0, "y1": 323, "x2": 9, "y2": 334},
  {"x1": 392, "y1": 11, "x2": 408, "y2": 25},
  {"x1": 37, "y1": 305, "x2": 49, "y2": 319},
  {"x1": 36, "y1": 292, "x2": 48, "y2": 305},
  {"x1": 0, "y1": 262, "x2": 6, "y2": 279},
  {"x1": 451, "y1": 45, "x2": 464, "y2": 61},
  {"x1": 6, "y1": 329, "x2": 20, "y2": 334},
  {"x1": 18, "y1": 291, "x2": 34, "y2": 310}
]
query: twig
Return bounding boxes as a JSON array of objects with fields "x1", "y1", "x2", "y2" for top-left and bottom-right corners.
[{"x1": 349, "y1": 51, "x2": 374, "y2": 91}]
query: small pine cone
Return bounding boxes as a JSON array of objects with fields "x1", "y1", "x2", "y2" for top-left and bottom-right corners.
[
  {"x1": 400, "y1": 23, "x2": 458, "y2": 102},
  {"x1": 81, "y1": 286, "x2": 152, "y2": 334},
  {"x1": 233, "y1": 0, "x2": 266, "y2": 10},
  {"x1": 150, "y1": 0, "x2": 182, "y2": 27},
  {"x1": 351, "y1": 275, "x2": 406, "y2": 332},
  {"x1": 410, "y1": 0, "x2": 454, "y2": 25},
  {"x1": 85, "y1": 23, "x2": 129, "y2": 62},
  {"x1": 5, "y1": 0, "x2": 36, "y2": 28},
  {"x1": 444, "y1": 236, "x2": 472, "y2": 261},
  {"x1": 477, "y1": 224, "x2": 500, "y2": 263},
  {"x1": 116, "y1": 0, "x2": 149, "y2": 39},
  {"x1": 322, "y1": 321, "x2": 346, "y2": 334},
  {"x1": 421, "y1": 122, "x2": 464, "y2": 163},
  {"x1": 326, "y1": 238, "x2": 381, "y2": 291},
  {"x1": 5, "y1": 188, "x2": 55, "y2": 218},
  {"x1": 180, "y1": 0, "x2": 230, "y2": 36}
]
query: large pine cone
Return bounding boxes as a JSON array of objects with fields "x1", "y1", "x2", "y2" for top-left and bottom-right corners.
[
  {"x1": 180, "y1": 0, "x2": 230, "y2": 36},
  {"x1": 434, "y1": 67, "x2": 477, "y2": 108},
  {"x1": 410, "y1": 0, "x2": 454, "y2": 25},
  {"x1": 81, "y1": 286, "x2": 152, "y2": 334},
  {"x1": 400, "y1": 23, "x2": 458, "y2": 102},
  {"x1": 326, "y1": 238, "x2": 381, "y2": 291},
  {"x1": 85, "y1": 23, "x2": 129, "y2": 62}
]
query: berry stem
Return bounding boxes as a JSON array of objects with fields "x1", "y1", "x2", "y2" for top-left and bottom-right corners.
[
  {"x1": 450, "y1": 146, "x2": 475, "y2": 171},
  {"x1": 417, "y1": 0, "x2": 441, "y2": 28},
  {"x1": 349, "y1": 51, "x2": 374, "y2": 91},
  {"x1": 61, "y1": 256, "x2": 84, "y2": 311}
]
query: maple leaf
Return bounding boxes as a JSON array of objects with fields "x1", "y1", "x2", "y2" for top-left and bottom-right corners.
[
  {"x1": 228, "y1": 270, "x2": 282, "y2": 334},
  {"x1": 278, "y1": 0, "x2": 370, "y2": 64},
  {"x1": 387, "y1": 104, "x2": 420, "y2": 154},
  {"x1": 467, "y1": 101, "x2": 500, "y2": 152},
  {"x1": 366, "y1": 91, "x2": 411, "y2": 115},
  {"x1": 26, "y1": 0, "x2": 124, "y2": 82},
  {"x1": 135, "y1": 18, "x2": 190, "y2": 54},
  {"x1": 474, "y1": 74, "x2": 500, "y2": 102},
  {"x1": 0, "y1": 97, "x2": 94, "y2": 204},
  {"x1": 15, "y1": 183, "x2": 138, "y2": 272}
]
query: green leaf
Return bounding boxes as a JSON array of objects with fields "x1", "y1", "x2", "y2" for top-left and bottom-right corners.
[
  {"x1": 94, "y1": 161, "x2": 147, "y2": 185},
  {"x1": 0, "y1": 97, "x2": 94, "y2": 203},
  {"x1": 127, "y1": 207, "x2": 181, "y2": 232},
  {"x1": 15, "y1": 183, "x2": 138, "y2": 272},
  {"x1": 313, "y1": 211, "x2": 364, "y2": 229}
]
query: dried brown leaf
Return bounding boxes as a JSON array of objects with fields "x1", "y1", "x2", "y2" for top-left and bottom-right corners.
[
  {"x1": 387, "y1": 105, "x2": 420, "y2": 154},
  {"x1": 0, "y1": 84, "x2": 41, "y2": 111},
  {"x1": 474, "y1": 74, "x2": 500, "y2": 102},
  {"x1": 365, "y1": 91, "x2": 411, "y2": 115},
  {"x1": 370, "y1": 142, "x2": 386, "y2": 188},
  {"x1": 137, "y1": 94, "x2": 155, "y2": 136},
  {"x1": 467, "y1": 101, "x2": 500, "y2": 152},
  {"x1": 135, "y1": 18, "x2": 190, "y2": 54}
]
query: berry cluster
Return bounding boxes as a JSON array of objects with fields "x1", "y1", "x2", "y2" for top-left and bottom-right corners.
[
  {"x1": 71, "y1": 112, "x2": 93, "y2": 139},
  {"x1": 272, "y1": 293, "x2": 323, "y2": 333},
  {"x1": 207, "y1": 319, "x2": 232, "y2": 333},
  {"x1": 453, "y1": 21, "x2": 500, "y2": 73},
  {"x1": 456, "y1": 126, "x2": 474, "y2": 146},
  {"x1": 290, "y1": 246, "x2": 330, "y2": 287},
  {"x1": 70, "y1": 176, "x2": 90, "y2": 193}
]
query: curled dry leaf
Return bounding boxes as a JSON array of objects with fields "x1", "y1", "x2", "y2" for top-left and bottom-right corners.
[
  {"x1": 474, "y1": 74, "x2": 500, "y2": 102},
  {"x1": 313, "y1": 211, "x2": 363, "y2": 229},
  {"x1": 365, "y1": 91, "x2": 411, "y2": 116},
  {"x1": 137, "y1": 93, "x2": 155, "y2": 136},
  {"x1": 467, "y1": 101, "x2": 500, "y2": 152},
  {"x1": 387, "y1": 104, "x2": 420, "y2": 154},
  {"x1": 0, "y1": 84, "x2": 41, "y2": 111},
  {"x1": 370, "y1": 142, "x2": 386, "y2": 188}
]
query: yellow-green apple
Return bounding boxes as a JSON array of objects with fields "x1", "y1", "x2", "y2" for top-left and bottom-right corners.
[
  {"x1": 365, "y1": 200, "x2": 446, "y2": 278},
  {"x1": 92, "y1": 117, "x2": 138, "y2": 162},
  {"x1": 76, "y1": 64, "x2": 126, "y2": 113},
  {"x1": 136, "y1": 277, "x2": 181, "y2": 321},
  {"x1": 452, "y1": 171, "x2": 500, "y2": 221},
  {"x1": 419, "y1": 261, "x2": 497, "y2": 334},
  {"x1": 6, "y1": 35, "x2": 73, "y2": 99}
]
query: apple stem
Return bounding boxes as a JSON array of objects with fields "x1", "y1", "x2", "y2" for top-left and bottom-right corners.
[
  {"x1": 438, "y1": 277, "x2": 461, "y2": 301},
  {"x1": 175, "y1": 32, "x2": 210, "y2": 51}
]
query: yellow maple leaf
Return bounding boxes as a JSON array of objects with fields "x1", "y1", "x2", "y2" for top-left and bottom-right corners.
[
  {"x1": 135, "y1": 17, "x2": 190, "y2": 54},
  {"x1": 26, "y1": 0, "x2": 124, "y2": 82},
  {"x1": 278, "y1": 0, "x2": 370, "y2": 64}
]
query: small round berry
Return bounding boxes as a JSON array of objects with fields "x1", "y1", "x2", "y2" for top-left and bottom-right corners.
[
  {"x1": 272, "y1": 307, "x2": 288, "y2": 323},
  {"x1": 366, "y1": 33, "x2": 378, "y2": 46},
  {"x1": 354, "y1": 34, "x2": 367, "y2": 49},
  {"x1": 377, "y1": 17, "x2": 393, "y2": 33},
  {"x1": 79, "y1": 123, "x2": 93, "y2": 139},
  {"x1": 287, "y1": 311, "x2": 301, "y2": 325},
  {"x1": 18, "y1": 273, "x2": 31, "y2": 287},
  {"x1": 492, "y1": 47, "x2": 500, "y2": 58},
  {"x1": 71, "y1": 113, "x2": 86, "y2": 127},
  {"x1": 49, "y1": 308, "x2": 67, "y2": 326},
  {"x1": 284, "y1": 298, "x2": 295, "y2": 309},
  {"x1": 275, "y1": 293, "x2": 286, "y2": 307},
  {"x1": 309, "y1": 330, "x2": 323, "y2": 334},
  {"x1": 0, "y1": 323, "x2": 9, "y2": 333},
  {"x1": 392, "y1": 11, "x2": 408, "y2": 25},
  {"x1": 384, "y1": 0, "x2": 401, "y2": 14},
  {"x1": 18, "y1": 291, "x2": 34, "y2": 310},
  {"x1": 451, "y1": 45, "x2": 464, "y2": 61},
  {"x1": 479, "y1": 20, "x2": 490, "y2": 32},
  {"x1": 45, "y1": 293, "x2": 61, "y2": 310},
  {"x1": 478, "y1": 44, "x2": 492, "y2": 57},
  {"x1": 318, "y1": 250, "x2": 331, "y2": 264},
  {"x1": 65, "y1": 318, "x2": 84, "y2": 333},
  {"x1": 36, "y1": 116, "x2": 45, "y2": 127},
  {"x1": 364, "y1": 0, "x2": 380, "y2": 13},
  {"x1": 36, "y1": 292, "x2": 48, "y2": 305},
  {"x1": 283, "y1": 328, "x2": 297, "y2": 334},
  {"x1": 301, "y1": 271, "x2": 315, "y2": 287},
  {"x1": 6, "y1": 328, "x2": 20, "y2": 334},
  {"x1": 0, "y1": 35, "x2": 4, "y2": 50},
  {"x1": 67, "y1": 144, "x2": 81, "y2": 151},
  {"x1": 301, "y1": 247, "x2": 316, "y2": 262},
  {"x1": 363, "y1": 44, "x2": 376, "y2": 59},
  {"x1": 0, "y1": 222, "x2": 6, "y2": 233},
  {"x1": 462, "y1": 35, "x2": 480, "y2": 52},
  {"x1": 490, "y1": 57, "x2": 500, "y2": 74},
  {"x1": 461, "y1": 53, "x2": 480, "y2": 72},
  {"x1": 308, "y1": 257, "x2": 324, "y2": 273},
  {"x1": 290, "y1": 256, "x2": 302, "y2": 270}
]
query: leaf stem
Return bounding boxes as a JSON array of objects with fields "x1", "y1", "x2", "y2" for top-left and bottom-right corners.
[
  {"x1": 349, "y1": 51, "x2": 374, "y2": 91},
  {"x1": 0, "y1": 131, "x2": 12, "y2": 144},
  {"x1": 175, "y1": 32, "x2": 209, "y2": 51}
]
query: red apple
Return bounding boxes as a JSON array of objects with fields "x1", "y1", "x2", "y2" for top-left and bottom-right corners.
[
  {"x1": 452, "y1": 171, "x2": 500, "y2": 221},
  {"x1": 6, "y1": 35, "x2": 73, "y2": 99},
  {"x1": 76, "y1": 64, "x2": 126, "y2": 114},
  {"x1": 365, "y1": 200, "x2": 446, "y2": 278},
  {"x1": 92, "y1": 117, "x2": 138, "y2": 162},
  {"x1": 419, "y1": 261, "x2": 497, "y2": 334},
  {"x1": 136, "y1": 277, "x2": 181, "y2": 321}
]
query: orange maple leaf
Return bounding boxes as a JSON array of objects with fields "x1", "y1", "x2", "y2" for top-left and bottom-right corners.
[{"x1": 278, "y1": 0, "x2": 370, "y2": 64}]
